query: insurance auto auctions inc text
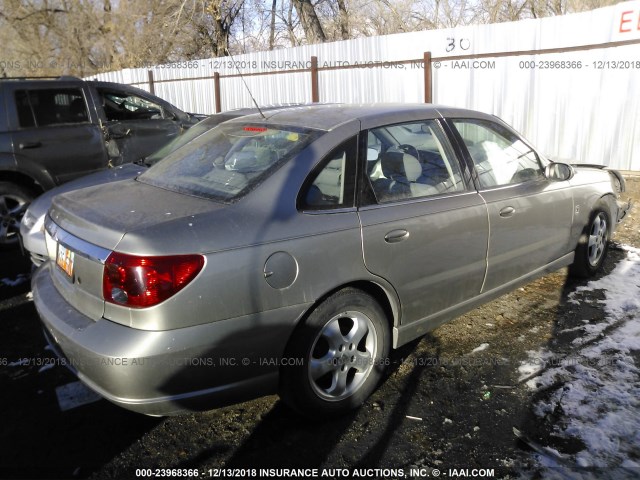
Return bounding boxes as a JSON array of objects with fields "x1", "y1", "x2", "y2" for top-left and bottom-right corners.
[{"x1": 206, "y1": 467, "x2": 496, "y2": 478}]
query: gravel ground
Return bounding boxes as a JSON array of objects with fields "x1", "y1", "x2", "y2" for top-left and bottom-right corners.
[{"x1": 0, "y1": 176, "x2": 638, "y2": 480}]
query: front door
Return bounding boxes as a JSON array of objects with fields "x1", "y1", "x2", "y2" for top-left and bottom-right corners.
[
  {"x1": 447, "y1": 118, "x2": 574, "y2": 292},
  {"x1": 97, "y1": 88, "x2": 181, "y2": 164}
]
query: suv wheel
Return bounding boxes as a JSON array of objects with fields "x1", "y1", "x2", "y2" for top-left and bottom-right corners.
[{"x1": 0, "y1": 182, "x2": 34, "y2": 250}]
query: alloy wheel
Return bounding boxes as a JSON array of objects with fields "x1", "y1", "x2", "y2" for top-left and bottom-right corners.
[
  {"x1": 308, "y1": 311, "x2": 378, "y2": 401},
  {"x1": 587, "y1": 212, "x2": 608, "y2": 267}
]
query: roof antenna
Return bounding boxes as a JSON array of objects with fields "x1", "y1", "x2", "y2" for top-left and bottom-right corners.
[{"x1": 224, "y1": 47, "x2": 266, "y2": 119}]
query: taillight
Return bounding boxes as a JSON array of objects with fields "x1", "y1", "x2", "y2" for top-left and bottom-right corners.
[{"x1": 103, "y1": 252, "x2": 205, "y2": 308}]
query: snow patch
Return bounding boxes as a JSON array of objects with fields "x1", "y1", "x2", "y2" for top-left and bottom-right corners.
[
  {"x1": 471, "y1": 343, "x2": 489, "y2": 353},
  {"x1": 518, "y1": 349, "x2": 552, "y2": 383},
  {"x1": 56, "y1": 381, "x2": 102, "y2": 411},
  {"x1": 525, "y1": 245, "x2": 640, "y2": 472},
  {"x1": 0, "y1": 274, "x2": 29, "y2": 287},
  {"x1": 8, "y1": 359, "x2": 29, "y2": 367},
  {"x1": 38, "y1": 363, "x2": 55, "y2": 373},
  {"x1": 570, "y1": 245, "x2": 640, "y2": 319},
  {"x1": 558, "y1": 324, "x2": 587, "y2": 334}
]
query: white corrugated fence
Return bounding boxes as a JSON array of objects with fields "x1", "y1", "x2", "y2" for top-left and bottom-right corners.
[{"x1": 91, "y1": 1, "x2": 640, "y2": 170}]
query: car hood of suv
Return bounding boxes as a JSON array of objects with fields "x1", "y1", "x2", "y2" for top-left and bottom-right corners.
[{"x1": 49, "y1": 179, "x2": 225, "y2": 253}]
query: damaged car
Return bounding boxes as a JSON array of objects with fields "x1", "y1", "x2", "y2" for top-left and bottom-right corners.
[
  {"x1": 0, "y1": 76, "x2": 202, "y2": 248},
  {"x1": 33, "y1": 104, "x2": 631, "y2": 417}
]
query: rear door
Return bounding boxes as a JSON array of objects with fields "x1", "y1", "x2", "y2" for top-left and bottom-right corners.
[
  {"x1": 446, "y1": 118, "x2": 574, "y2": 292},
  {"x1": 8, "y1": 83, "x2": 107, "y2": 187},
  {"x1": 358, "y1": 118, "x2": 489, "y2": 328},
  {"x1": 94, "y1": 87, "x2": 182, "y2": 164}
]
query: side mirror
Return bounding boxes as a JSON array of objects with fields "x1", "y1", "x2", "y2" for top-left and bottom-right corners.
[{"x1": 545, "y1": 162, "x2": 574, "y2": 181}]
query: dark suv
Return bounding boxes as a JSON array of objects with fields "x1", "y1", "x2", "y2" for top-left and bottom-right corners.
[{"x1": 0, "y1": 76, "x2": 202, "y2": 248}]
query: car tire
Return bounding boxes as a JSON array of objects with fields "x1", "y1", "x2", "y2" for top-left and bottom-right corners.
[
  {"x1": 280, "y1": 288, "x2": 390, "y2": 417},
  {"x1": 569, "y1": 203, "x2": 611, "y2": 278},
  {"x1": 0, "y1": 182, "x2": 34, "y2": 250}
]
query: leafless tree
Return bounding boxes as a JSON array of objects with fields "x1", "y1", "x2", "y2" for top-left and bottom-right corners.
[
  {"x1": 291, "y1": 0, "x2": 327, "y2": 43},
  {"x1": 200, "y1": 0, "x2": 245, "y2": 56},
  {"x1": 336, "y1": 0, "x2": 350, "y2": 40},
  {"x1": 0, "y1": 0, "x2": 622, "y2": 77},
  {"x1": 269, "y1": 0, "x2": 278, "y2": 49}
]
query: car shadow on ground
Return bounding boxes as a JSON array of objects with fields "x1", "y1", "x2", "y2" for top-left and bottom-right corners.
[
  {"x1": 514, "y1": 243, "x2": 632, "y2": 475},
  {"x1": 0, "y1": 250, "x2": 32, "y2": 301},
  {"x1": 0, "y1": 251, "x2": 162, "y2": 479},
  {"x1": 165, "y1": 339, "x2": 424, "y2": 471}
]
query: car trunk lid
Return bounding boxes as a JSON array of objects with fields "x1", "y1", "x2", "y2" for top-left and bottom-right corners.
[
  {"x1": 49, "y1": 179, "x2": 219, "y2": 250},
  {"x1": 45, "y1": 179, "x2": 220, "y2": 322}
]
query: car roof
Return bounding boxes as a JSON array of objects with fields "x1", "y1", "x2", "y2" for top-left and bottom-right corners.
[
  {"x1": 0, "y1": 76, "x2": 82, "y2": 83},
  {"x1": 198, "y1": 103, "x2": 327, "y2": 127},
  {"x1": 227, "y1": 103, "x2": 496, "y2": 131}
]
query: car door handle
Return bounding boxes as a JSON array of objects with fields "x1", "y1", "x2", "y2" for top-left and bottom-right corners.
[
  {"x1": 384, "y1": 229, "x2": 409, "y2": 243},
  {"x1": 499, "y1": 206, "x2": 515, "y2": 218},
  {"x1": 19, "y1": 141, "x2": 42, "y2": 149}
]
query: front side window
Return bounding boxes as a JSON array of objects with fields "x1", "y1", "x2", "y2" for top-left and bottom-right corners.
[
  {"x1": 99, "y1": 90, "x2": 164, "y2": 121},
  {"x1": 452, "y1": 119, "x2": 543, "y2": 188},
  {"x1": 367, "y1": 120, "x2": 465, "y2": 203},
  {"x1": 15, "y1": 88, "x2": 89, "y2": 127},
  {"x1": 139, "y1": 123, "x2": 321, "y2": 202}
]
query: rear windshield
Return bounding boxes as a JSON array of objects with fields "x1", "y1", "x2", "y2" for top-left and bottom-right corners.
[{"x1": 138, "y1": 123, "x2": 321, "y2": 202}]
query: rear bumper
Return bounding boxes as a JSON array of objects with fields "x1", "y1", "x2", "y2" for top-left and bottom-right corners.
[
  {"x1": 19, "y1": 218, "x2": 48, "y2": 266},
  {"x1": 33, "y1": 263, "x2": 309, "y2": 416}
]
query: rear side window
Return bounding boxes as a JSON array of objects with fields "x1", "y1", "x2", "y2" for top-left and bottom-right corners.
[
  {"x1": 98, "y1": 89, "x2": 164, "y2": 121},
  {"x1": 299, "y1": 137, "x2": 357, "y2": 210},
  {"x1": 15, "y1": 89, "x2": 89, "y2": 127},
  {"x1": 139, "y1": 123, "x2": 322, "y2": 202}
]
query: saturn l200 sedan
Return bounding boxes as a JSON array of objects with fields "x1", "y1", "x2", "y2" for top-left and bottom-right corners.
[{"x1": 33, "y1": 104, "x2": 631, "y2": 417}]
